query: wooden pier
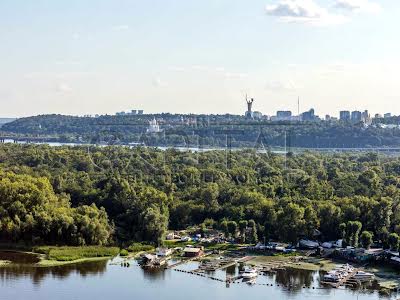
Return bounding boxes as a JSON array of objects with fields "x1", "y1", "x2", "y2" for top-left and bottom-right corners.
[
  {"x1": 193, "y1": 256, "x2": 253, "y2": 273},
  {"x1": 320, "y1": 269, "x2": 360, "y2": 288},
  {"x1": 165, "y1": 251, "x2": 212, "y2": 269}
]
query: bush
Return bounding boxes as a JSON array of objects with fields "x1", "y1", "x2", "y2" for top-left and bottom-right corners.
[
  {"x1": 127, "y1": 243, "x2": 154, "y2": 253},
  {"x1": 120, "y1": 249, "x2": 129, "y2": 256},
  {"x1": 33, "y1": 246, "x2": 120, "y2": 261},
  {"x1": 33, "y1": 246, "x2": 52, "y2": 255}
]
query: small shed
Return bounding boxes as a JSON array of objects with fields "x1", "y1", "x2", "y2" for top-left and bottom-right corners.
[
  {"x1": 156, "y1": 247, "x2": 173, "y2": 257},
  {"x1": 183, "y1": 247, "x2": 203, "y2": 257}
]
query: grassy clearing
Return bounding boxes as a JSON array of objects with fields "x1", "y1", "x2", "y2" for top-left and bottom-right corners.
[
  {"x1": 37, "y1": 256, "x2": 112, "y2": 267},
  {"x1": 203, "y1": 243, "x2": 243, "y2": 251},
  {"x1": 164, "y1": 240, "x2": 195, "y2": 248},
  {"x1": 33, "y1": 246, "x2": 120, "y2": 262},
  {"x1": 288, "y1": 262, "x2": 320, "y2": 271},
  {"x1": 127, "y1": 243, "x2": 154, "y2": 253},
  {"x1": 249, "y1": 255, "x2": 293, "y2": 264},
  {"x1": 318, "y1": 260, "x2": 337, "y2": 272},
  {"x1": 288, "y1": 259, "x2": 337, "y2": 271},
  {"x1": 248, "y1": 255, "x2": 337, "y2": 272},
  {"x1": 0, "y1": 260, "x2": 11, "y2": 266},
  {"x1": 164, "y1": 240, "x2": 243, "y2": 252},
  {"x1": 378, "y1": 280, "x2": 399, "y2": 290}
]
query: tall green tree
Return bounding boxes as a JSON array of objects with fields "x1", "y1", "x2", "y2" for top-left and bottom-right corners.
[
  {"x1": 239, "y1": 220, "x2": 248, "y2": 243},
  {"x1": 389, "y1": 233, "x2": 400, "y2": 251},
  {"x1": 360, "y1": 231, "x2": 373, "y2": 249},
  {"x1": 248, "y1": 219, "x2": 258, "y2": 244}
]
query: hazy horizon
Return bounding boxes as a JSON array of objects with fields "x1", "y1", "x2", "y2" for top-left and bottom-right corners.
[{"x1": 1, "y1": 0, "x2": 399, "y2": 118}]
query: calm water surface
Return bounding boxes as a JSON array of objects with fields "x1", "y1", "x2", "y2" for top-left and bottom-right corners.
[{"x1": 0, "y1": 252, "x2": 397, "y2": 300}]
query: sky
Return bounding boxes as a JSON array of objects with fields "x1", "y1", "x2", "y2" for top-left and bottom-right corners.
[{"x1": 0, "y1": 0, "x2": 399, "y2": 118}]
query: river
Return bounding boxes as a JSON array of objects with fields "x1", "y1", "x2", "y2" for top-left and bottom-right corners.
[
  {"x1": 0, "y1": 252, "x2": 396, "y2": 300},
  {"x1": 2, "y1": 138, "x2": 400, "y2": 154}
]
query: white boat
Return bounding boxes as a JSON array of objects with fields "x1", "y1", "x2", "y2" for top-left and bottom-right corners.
[
  {"x1": 245, "y1": 278, "x2": 257, "y2": 285},
  {"x1": 241, "y1": 268, "x2": 258, "y2": 280},
  {"x1": 323, "y1": 264, "x2": 354, "y2": 282},
  {"x1": 343, "y1": 264, "x2": 354, "y2": 272},
  {"x1": 352, "y1": 271, "x2": 374, "y2": 281},
  {"x1": 323, "y1": 273, "x2": 341, "y2": 282},
  {"x1": 334, "y1": 264, "x2": 353, "y2": 274}
]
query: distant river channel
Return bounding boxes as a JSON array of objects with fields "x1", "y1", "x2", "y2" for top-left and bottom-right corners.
[
  {"x1": 0, "y1": 251, "x2": 397, "y2": 300},
  {"x1": 3, "y1": 138, "x2": 400, "y2": 154}
]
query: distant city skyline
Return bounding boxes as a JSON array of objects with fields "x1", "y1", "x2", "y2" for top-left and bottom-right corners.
[{"x1": 1, "y1": 0, "x2": 399, "y2": 118}]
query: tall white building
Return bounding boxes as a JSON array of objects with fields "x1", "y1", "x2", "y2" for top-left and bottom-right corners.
[{"x1": 146, "y1": 118, "x2": 161, "y2": 133}]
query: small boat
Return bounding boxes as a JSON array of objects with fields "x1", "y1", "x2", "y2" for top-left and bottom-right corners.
[
  {"x1": 241, "y1": 268, "x2": 258, "y2": 280},
  {"x1": 299, "y1": 239, "x2": 319, "y2": 249},
  {"x1": 246, "y1": 278, "x2": 257, "y2": 285},
  {"x1": 323, "y1": 273, "x2": 341, "y2": 282},
  {"x1": 323, "y1": 264, "x2": 354, "y2": 282},
  {"x1": 139, "y1": 254, "x2": 167, "y2": 268},
  {"x1": 352, "y1": 271, "x2": 374, "y2": 281},
  {"x1": 339, "y1": 264, "x2": 354, "y2": 272}
]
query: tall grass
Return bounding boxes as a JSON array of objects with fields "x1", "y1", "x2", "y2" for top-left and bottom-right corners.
[
  {"x1": 34, "y1": 246, "x2": 120, "y2": 261},
  {"x1": 127, "y1": 243, "x2": 154, "y2": 253}
]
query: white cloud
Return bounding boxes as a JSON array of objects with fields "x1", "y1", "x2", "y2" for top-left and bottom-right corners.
[
  {"x1": 55, "y1": 60, "x2": 82, "y2": 66},
  {"x1": 215, "y1": 67, "x2": 226, "y2": 72},
  {"x1": 168, "y1": 65, "x2": 247, "y2": 80},
  {"x1": 72, "y1": 33, "x2": 80, "y2": 40},
  {"x1": 192, "y1": 65, "x2": 208, "y2": 71},
  {"x1": 266, "y1": 80, "x2": 300, "y2": 91},
  {"x1": 224, "y1": 71, "x2": 248, "y2": 79},
  {"x1": 265, "y1": 0, "x2": 348, "y2": 26},
  {"x1": 112, "y1": 25, "x2": 129, "y2": 31},
  {"x1": 56, "y1": 83, "x2": 73, "y2": 93},
  {"x1": 152, "y1": 77, "x2": 168, "y2": 87},
  {"x1": 334, "y1": 0, "x2": 382, "y2": 14},
  {"x1": 169, "y1": 66, "x2": 186, "y2": 72}
]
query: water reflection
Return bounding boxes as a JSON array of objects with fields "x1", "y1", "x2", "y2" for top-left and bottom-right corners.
[
  {"x1": 226, "y1": 265, "x2": 236, "y2": 276},
  {"x1": 0, "y1": 251, "x2": 40, "y2": 264},
  {"x1": 274, "y1": 267, "x2": 314, "y2": 290},
  {"x1": 142, "y1": 266, "x2": 166, "y2": 280},
  {"x1": 0, "y1": 251, "x2": 107, "y2": 285},
  {"x1": 0, "y1": 253, "x2": 396, "y2": 299}
]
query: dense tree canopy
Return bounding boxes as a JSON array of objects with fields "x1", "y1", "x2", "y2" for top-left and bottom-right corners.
[
  {"x1": 1, "y1": 144, "x2": 400, "y2": 247},
  {"x1": 0, "y1": 171, "x2": 112, "y2": 245}
]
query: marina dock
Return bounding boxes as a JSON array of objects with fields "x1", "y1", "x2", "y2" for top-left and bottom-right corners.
[
  {"x1": 165, "y1": 251, "x2": 212, "y2": 269},
  {"x1": 320, "y1": 268, "x2": 360, "y2": 288}
]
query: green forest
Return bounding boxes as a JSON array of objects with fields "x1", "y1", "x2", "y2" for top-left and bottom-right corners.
[{"x1": 1, "y1": 144, "x2": 400, "y2": 249}]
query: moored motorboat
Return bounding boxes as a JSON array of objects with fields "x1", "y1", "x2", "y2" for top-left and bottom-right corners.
[
  {"x1": 323, "y1": 272, "x2": 341, "y2": 282},
  {"x1": 322, "y1": 264, "x2": 354, "y2": 282},
  {"x1": 241, "y1": 268, "x2": 258, "y2": 281},
  {"x1": 352, "y1": 271, "x2": 374, "y2": 281}
]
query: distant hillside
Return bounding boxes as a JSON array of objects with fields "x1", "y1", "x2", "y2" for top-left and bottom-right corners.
[
  {"x1": 2, "y1": 114, "x2": 400, "y2": 148},
  {"x1": 0, "y1": 118, "x2": 17, "y2": 128}
]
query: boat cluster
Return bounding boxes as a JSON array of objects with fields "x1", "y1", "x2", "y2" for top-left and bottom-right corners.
[
  {"x1": 323, "y1": 264, "x2": 354, "y2": 282},
  {"x1": 352, "y1": 271, "x2": 375, "y2": 282},
  {"x1": 323, "y1": 264, "x2": 374, "y2": 283}
]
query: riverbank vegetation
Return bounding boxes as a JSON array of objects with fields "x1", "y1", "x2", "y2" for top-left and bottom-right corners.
[
  {"x1": 127, "y1": 243, "x2": 154, "y2": 253},
  {"x1": 1, "y1": 144, "x2": 400, "y2": 250},
  {"x1": 0, "y1": 171, "x2": 112, "y2": 246},
  {"x1": 33, "y1": 246, "x2": 120, "y2": 262}
]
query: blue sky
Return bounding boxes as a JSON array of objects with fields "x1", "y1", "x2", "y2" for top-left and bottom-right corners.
[{"x1": 0, "y1": 0, "x2": 398, "y2": 117}]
